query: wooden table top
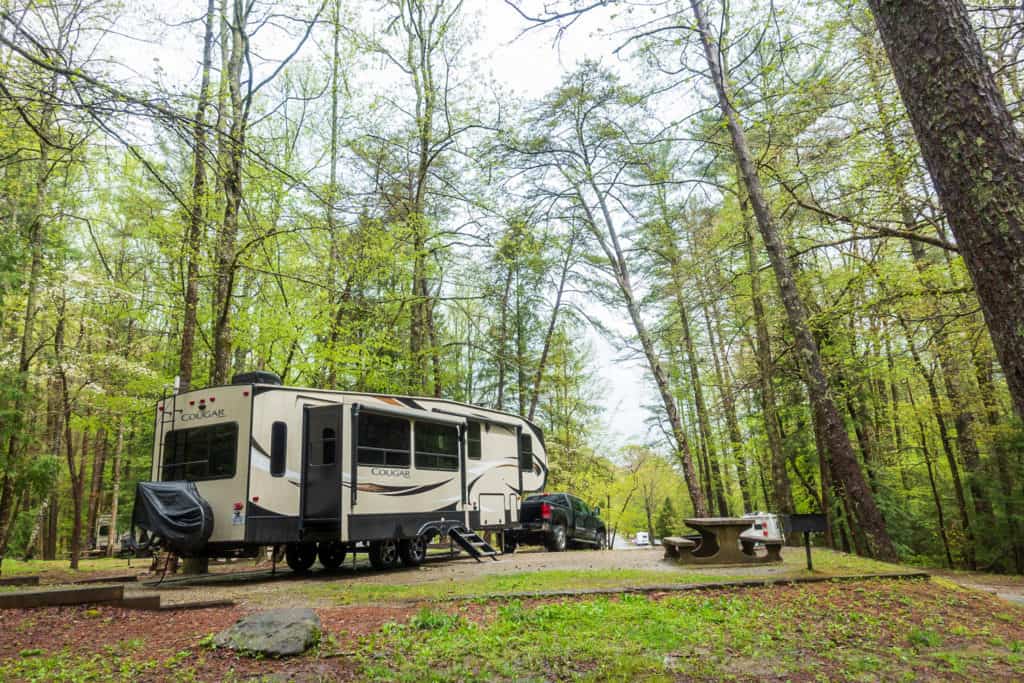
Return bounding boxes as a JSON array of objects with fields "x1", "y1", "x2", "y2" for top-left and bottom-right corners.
[{"x1": 684, "y1": 517, "x2": 753, "y2": 527}]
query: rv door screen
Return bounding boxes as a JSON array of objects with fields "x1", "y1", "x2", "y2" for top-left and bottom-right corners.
[{"x1": 302, "y1": 405, "x2": 343, "y2": 530}]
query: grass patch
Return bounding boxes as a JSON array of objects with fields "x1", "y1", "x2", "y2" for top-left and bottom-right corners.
[
  {"x1": 300, "y1": 568, "x2": 751, "y2": 604},
  {"x1": 357, "y1": 579, "x2": 1024, "y2": 681},
  {"x1": 0, "y1": 557, "x2": 134, "y2": 577},
  {"x1": 0, "y1": 640, "x2": 202, "y2": 683}
]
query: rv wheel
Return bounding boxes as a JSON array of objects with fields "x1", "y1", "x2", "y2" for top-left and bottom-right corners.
[
  {"x1": 399, "y1": 534, "x2": 429, "y2": 566},
  {"x1": 285, "y1": 542, "x2": 317, "y2": 573},
  {"x1": 368, "y1": 539, "x2": 399, "y2": 570},
  {"x1": 317, "y1": 541, "x2": 347, "y2": 570}
]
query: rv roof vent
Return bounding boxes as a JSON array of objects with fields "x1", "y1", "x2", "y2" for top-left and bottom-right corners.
[{"x1": 231, "y1": 370, "x2": 282, "y2": 386}]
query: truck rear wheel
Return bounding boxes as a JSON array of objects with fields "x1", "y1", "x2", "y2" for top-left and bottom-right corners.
[
  {"x1": 594, "y1": 531, "x2": 606, "y2": 550},
  {"x1": 317, "y1": 541, "x2": 347, "y2": 570},
  {"x1": 285, "y1": 542, "x2": 317, "y2": 573},
  {"x1": 368, "y1": 539, "x2": 399, "y2": 570},
  {"x1": 545, "y1": 524, "x2": 567, "y2": 552}
]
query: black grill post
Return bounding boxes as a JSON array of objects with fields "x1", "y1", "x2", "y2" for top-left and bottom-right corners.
[{"x1": 783, "y1": 514, "x2": 828, "y2": 571}]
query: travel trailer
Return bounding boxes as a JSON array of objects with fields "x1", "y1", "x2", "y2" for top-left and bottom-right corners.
[{"x1": 133, "y1": 372, "x2": 548, "y2": 572}]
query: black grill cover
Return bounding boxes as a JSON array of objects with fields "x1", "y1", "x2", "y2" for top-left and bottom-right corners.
[{"x1": 131, "y1": 481, "x2": 214, "y2": 556}]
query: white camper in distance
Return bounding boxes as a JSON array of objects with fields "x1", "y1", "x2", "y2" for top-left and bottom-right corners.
[{"x1": 144, "y1": 372, "x2": 548, "y2": 571}]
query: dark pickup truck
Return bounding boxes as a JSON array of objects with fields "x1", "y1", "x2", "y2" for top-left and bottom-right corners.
[{"x1": 510, "y1": 493, "x2": 606, "y2": 552}]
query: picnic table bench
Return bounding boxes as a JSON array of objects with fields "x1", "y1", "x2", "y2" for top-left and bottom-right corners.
[{"x1": 662, "y1": 536, "x2": 696, "y2": 560}]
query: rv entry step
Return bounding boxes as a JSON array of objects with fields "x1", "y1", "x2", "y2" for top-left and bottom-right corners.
[{"x1": 448, "y1": 527, "x2": 500, "y2": 562}]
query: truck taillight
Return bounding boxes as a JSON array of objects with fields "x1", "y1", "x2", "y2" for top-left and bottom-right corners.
[{"x1": 541, "y1": 502, "x2": 552, "y2": 520}]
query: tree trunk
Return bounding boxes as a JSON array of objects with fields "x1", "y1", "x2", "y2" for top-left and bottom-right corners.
[
  {"x1": 573, "y1": 173, "x2": 707, "y2": 515},
  {"x1": 178, "y1": 0, "x2": 217, "y2": 393},
  {"x1": 528, "y1": 235, "x2": 575, "y2": 422},
  {"x1": 677, "y1": 279, "x2": 729, "y2": 516},
  {"x1": 867, "y1": 0, "x2": 1024, "y2": 421},
  {"x1": 690, "y1": 0, "x2": 895, "y2": 560},
  {"x1": 897, "y1": 313, "x2": 976, "y2": 568},
  {"x1": 106, "y1": 424, "x2": 125, "y2": 557},
  {"x1": 85, "y1": 428, "x2": 108, "y2": 550},
  {"x1": 0, "y1": 118, "x2": 52, "y2": 565},
  {"x1": 211, "y1": 0, "x2": 247, "y2": 384},
  {"x1": 906, "y1": 384, "x2": 956, "y2": 568},
  {"x1": 703, "y1": 296, "x2": 753, "y2": 513},
  {"x1": 744, "y1": 214, "x2": 793, "y2": 515}
]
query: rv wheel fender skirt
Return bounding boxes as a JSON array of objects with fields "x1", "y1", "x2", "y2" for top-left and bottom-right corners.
[{"x1": 130, "y1": 482, "x2": 214, "y2": 556}]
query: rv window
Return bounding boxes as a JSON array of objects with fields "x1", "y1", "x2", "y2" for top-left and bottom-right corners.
[
  {"x1": 415, "y1": 421, "x2": 459, "y2": 471},
  {"x1": 519, "y1": 433, "x2": 534, "y2": 472},
  {"x1": 467, "y1": 421, "x2": 482, "y2": 460},
  {"x1": 357, "y1": 413, "x2": 410, "y2": 468},
  {"x1": 162, "y1": 422, "x2": 238, "y2": 481},
  {"x1": 270, "y1": 421, "x2": 287, "y2": 477},
  {"x1": 322, "y1": 427, "x2": 337, "y2": 465}
]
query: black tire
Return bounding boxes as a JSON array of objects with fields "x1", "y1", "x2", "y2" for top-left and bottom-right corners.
[
  {"x1": 545, "y1": 524, "x2": 567, "y2": 552},
  {"x1": 285, "y1": 542, "x2": 317, "y2": 573},
  {"x1": 368, "y1": 539, "x2": 400, "y2": 570},
  {"x1": 593, "y1": 530, "x2": 606, "y2": 550},
  {"x1": 317, "y1": 540, "x2": 347, "y2": 570},
  {"x1": 399, "y1": 534, "x2": 429, "y2": 567}
]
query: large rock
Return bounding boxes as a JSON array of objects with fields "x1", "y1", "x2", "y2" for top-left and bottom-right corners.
[{"x1": 213, "y1": 608, "x2": 321, "y2": 657}]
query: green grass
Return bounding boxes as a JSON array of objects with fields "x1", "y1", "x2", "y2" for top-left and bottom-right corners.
[
  {"x1": 0, "y1": 639, "x2": 201, "y2": 683},
  {"x1": 0, "y1": 557, "x2": 134, "y2": 577},
  {"x1": 358, "y1": 579, "x2": 1024, "y2": 681},
  {"x1": 299, "y1": 568, "x2": 752, "y2": 604}
]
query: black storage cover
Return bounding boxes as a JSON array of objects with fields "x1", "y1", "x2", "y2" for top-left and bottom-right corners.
[{"x1": 131, "y1": 481, "x2": 214, "y2": 556}]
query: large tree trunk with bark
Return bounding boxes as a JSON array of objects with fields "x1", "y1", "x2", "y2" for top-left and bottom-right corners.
[
  {"x1": 867, "y1": 0, "x2": 1024, "y2": 421},
  {"x1": 690, "y1": 0, "x2": 896, "y2": 560}
]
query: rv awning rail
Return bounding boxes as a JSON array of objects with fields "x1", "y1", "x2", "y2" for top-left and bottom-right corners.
[
  {"x1": 358, "y1": 401, "x2": 467, "y2": 426},
  {"x1": 430, "y1": 408, "x2": 521, "y2": 429}
]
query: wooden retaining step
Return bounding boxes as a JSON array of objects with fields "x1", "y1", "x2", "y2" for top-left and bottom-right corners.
[
  {"x1": 71, "y1": 574, "x2": 142, "y2": 585},
  {"x1": 158, "y1": 599, "x2": 236, "y2": 611},
  {"x1": 119, "y1": 594, "x2": 163, "y2": 611},
  {"x1": 0, "y1": 585, "x2": 124, "y2": 609},
  {"x1": 0, "y1": 575, "x2": 40, "y2": 587}
]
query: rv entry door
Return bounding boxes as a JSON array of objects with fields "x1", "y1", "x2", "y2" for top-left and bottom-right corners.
[{"x1": 301, "y1": 405, "x2": 343, "y2": 536}]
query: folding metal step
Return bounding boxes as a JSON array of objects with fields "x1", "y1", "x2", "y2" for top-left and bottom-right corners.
[{"x1": 448, "y1": 526, "x2": 499, "y2": 562}]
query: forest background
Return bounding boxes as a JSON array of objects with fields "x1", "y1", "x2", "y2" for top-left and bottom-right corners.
[{"x1": 0, "y1": 0, "x2": 1022, "y2": 574}]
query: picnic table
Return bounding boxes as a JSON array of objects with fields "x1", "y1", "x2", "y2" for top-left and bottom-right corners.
[{"x1": 662, "y1": 517, "x2": 783, "y2": 565}]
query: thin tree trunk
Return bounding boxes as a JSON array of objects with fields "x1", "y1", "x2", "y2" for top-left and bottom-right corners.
[
  {"x1": 572, "y1": 171, "x2": 707, "y2": 515},
  {"x1": 703, "y1": 297, "x2": 753, "y2": 513},
  {"x1": 85, "y1": 428, "x2": 108, "y2": 550},
  {"x1": 897, "y1": 313, "x2": 976, "y2": 568},
  {"x1": 677, "y1": 282, "x2": 728, "y2": 516},
  {"x1": 867, "y1": 0, "x2": 1024, "y2": 422},
  {"x1": 528, "y1": 235, "x2": 575, "y2": 422},
  {"x1": 178, "y1": 0, "x2": 217, "y2": 393},
  {"x1": 106, "y1": 423, "x2": 125, "y2": 557},
  {"x1": 906, "y1": 383, "x2": 956, "y2": 568},
  {"x1": 690, "y1": 0, "x2": 895, "y2": 560},
  {"x1": 744, "y1": 215, "x2": 793, "y2": 515},
  {"x1": 0, "y1": 116, "x2": 52, "y2": 566},
  {"x1": 211, "y1": 0, "x2": 246, "y2": 384}
]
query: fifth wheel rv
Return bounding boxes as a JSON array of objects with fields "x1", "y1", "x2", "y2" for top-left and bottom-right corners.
[{"x1": 132, "y1": 372, "x2": 548, "y2": 571}]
